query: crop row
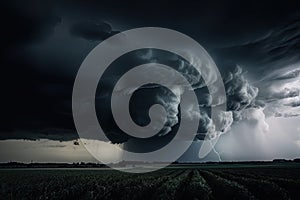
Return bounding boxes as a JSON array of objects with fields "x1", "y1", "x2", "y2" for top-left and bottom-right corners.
[{"x1": 0, "y1": 168, "x2": 299, "y2": 200}]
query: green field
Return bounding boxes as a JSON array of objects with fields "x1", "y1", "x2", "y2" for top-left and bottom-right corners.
[{"x1": 1, "y1": 164, "x2": 300, "y2": 200}]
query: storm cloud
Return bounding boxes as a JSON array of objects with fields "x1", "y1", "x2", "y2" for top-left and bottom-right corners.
[
  {"x1": 70, "y1": 20, "x2": 120, "y2": 41},
  {"x1": 2, "y1": 0, "x2": 300, "y2": 162}
]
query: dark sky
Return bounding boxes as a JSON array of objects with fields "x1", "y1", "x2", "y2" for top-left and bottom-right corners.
[{"x1": 1, "y1": 0, "x2": 300, "y2": 162}]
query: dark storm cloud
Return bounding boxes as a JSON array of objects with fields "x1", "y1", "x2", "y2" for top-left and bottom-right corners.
[
  {"x1": 267, "y1": 88, "x2": 300, "y2": 100},
  {"x1": 123, "y1": 51, "x2": 259, "y2": 141},
  {"x1": 213, "y1": 18, "x2": 300, "y2": 75},
  {"x1": 0, "y1": 128, "x2": 77, "y2": 141},
  {"x1": 211, "y1": 18, "x2": 300, "y2": 121},
  {"x1": 2, "y1": 0, "x2": 300, "y2": 143},
  {"x1": 224, "y1": 66, "x2": 259, "y2": 120},
  {"x1": 70, "y1": 20, "x2": 120, "y2": 41},
  {"x1": 194, "y1": 64, "x2": 259, "y2": 139},
  {"x1": 195, "y1": 111, "x2": 215, "y2": 140},
  {"x1": 190, "y1": 17, "x2": 300, "y2": 139},
  {"x1": 262, "y1": 20, "x2": 300, "y2": 63},
  {"x1": 272, "y1": 69, "x2": 300, "y2": 80},
  {"x1": 2, "y1": 0, "x2": 61, "y2": 48}
]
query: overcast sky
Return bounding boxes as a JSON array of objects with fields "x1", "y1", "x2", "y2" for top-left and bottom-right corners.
[{"x1": 1, "y1": 0, "x2": 300, "y2": 163}]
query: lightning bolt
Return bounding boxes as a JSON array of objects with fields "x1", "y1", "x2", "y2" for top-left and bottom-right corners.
[{"x1": 209, "y1": 140, "x2": 222, "y2": 161}]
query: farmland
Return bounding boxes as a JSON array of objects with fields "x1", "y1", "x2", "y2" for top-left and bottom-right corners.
[{"x1": 0, "y1": 163, "x2": 299, "y2": 200}]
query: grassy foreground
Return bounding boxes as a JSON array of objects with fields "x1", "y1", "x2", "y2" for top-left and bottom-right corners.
[{"x1": 0, "y1": 163, "x2": 299, "y2": 200}]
